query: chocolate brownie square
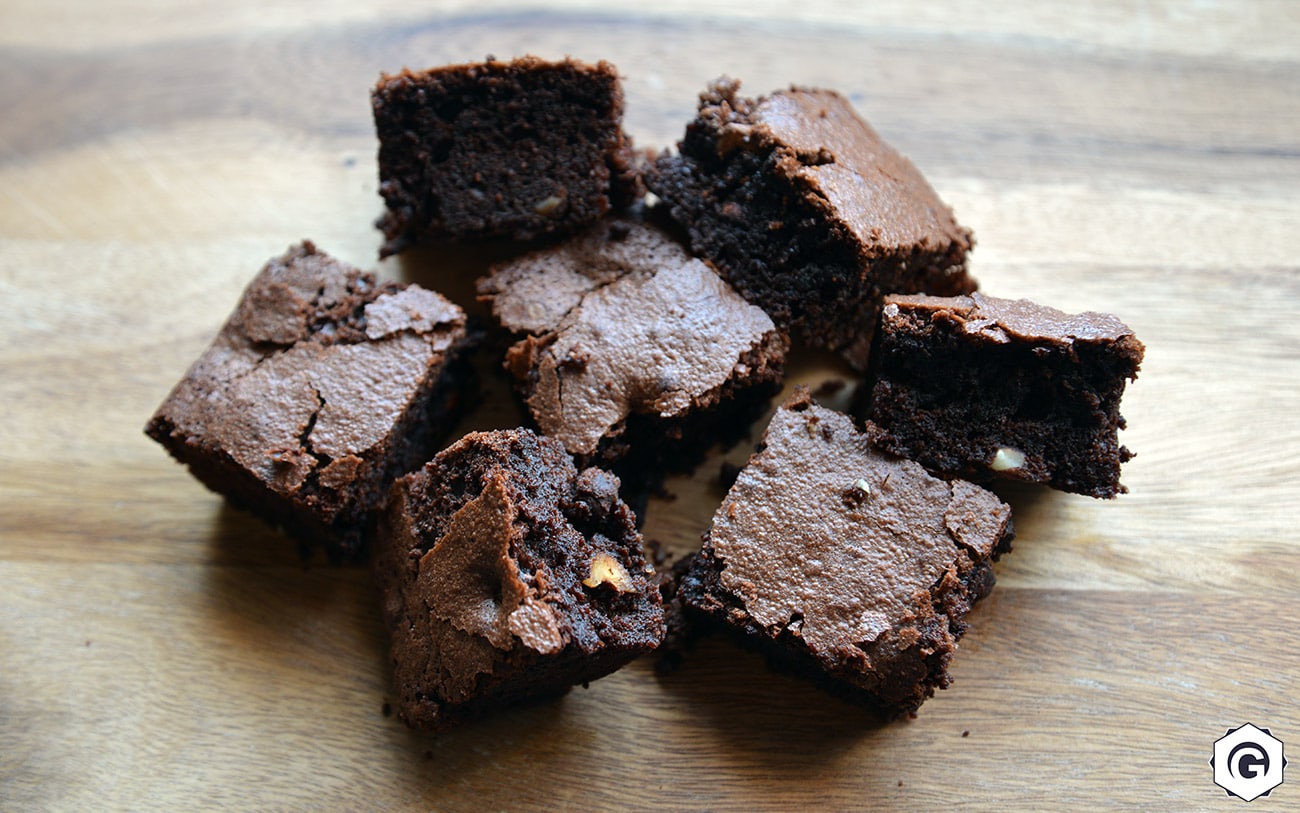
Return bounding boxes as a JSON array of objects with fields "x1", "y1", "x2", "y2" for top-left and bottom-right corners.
[
  {"x1": 677, "y1": 388, "x2": 1013, "y2": 716},
  {"x1": 865, "y1": 292, "x2": 1145, "y2": 498},
  {"x1": 145, "y1": 241, "x2": 472, "y2": 562},
  {"x1": 374, "y1": 428, "x2": 664, "y2": 731},
  {"x1": 372, "y1": 56, "x2": 641, "y2": 256},
  {"x1": 477, "y1": 217, "x2": 787, "y2": 485},
  {"x1": 648, "y1": 78, "x2": 975, "y2": 369}
]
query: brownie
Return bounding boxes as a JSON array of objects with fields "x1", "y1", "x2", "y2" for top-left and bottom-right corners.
[
  {"x1": 866, "y1": 293, "x2": 1145, "y2": 498},
  {"x1": 145, "y1": 241, "x2": 472, "y2": 562},
  {"x1": 677, "y1": 388, "x2": 1013, "y2": 717},
  {"x1": 477, "y1": 217, "x2": 787, "y2": 485},
  {"x1": 372, "y1": 56, "x2": 641, "y2": 256},
  {"x1": 374, "y1": 428, "x2": 665, "y2": 731},
  {"x1": 647, "y1": 78, "x2": 975, "y2": 370}
]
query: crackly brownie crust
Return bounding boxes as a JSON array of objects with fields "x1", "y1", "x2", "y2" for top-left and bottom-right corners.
[
  {"x1": 145, "y1": 241, "x2": 473, "y2": 561},
  {"x1": 373, "y1": 56, "x2": 641, "y2": 256},
  {"x1": 477, "y1": 217, "x2": 787, "y2": 490},
  {"x1": 374, "y1": 428, "x2": 665, "y2": 731},
  {"x1": 866, "y1": 293, "x2": 1145, "y2": 498},
  {"x1": 648, "y1": 79, "x2": 974, "y2": 369},
  {"x1": 677, "y1": 388, "x2": 1013, "y2": 716}
]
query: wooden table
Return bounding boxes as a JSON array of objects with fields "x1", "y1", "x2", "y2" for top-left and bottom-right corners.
[{"x1": 4, "y1": 2, "x2": 1299, "y2": 809}]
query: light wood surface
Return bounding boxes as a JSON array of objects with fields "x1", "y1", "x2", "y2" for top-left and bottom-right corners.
[{"x1": 4, "y1": 3, "x2": 1300, "y2": 810}]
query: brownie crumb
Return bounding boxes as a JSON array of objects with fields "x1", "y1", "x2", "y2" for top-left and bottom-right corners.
[
  {"x1": 644, "y1": 538, "x2": 670, "y2": 567},
  {"x1": 652, "y1": 554, "x2": 701, "y2": 675},
  {"x1": 840, "y1": 478, "x2": 871, "y2": 507}
]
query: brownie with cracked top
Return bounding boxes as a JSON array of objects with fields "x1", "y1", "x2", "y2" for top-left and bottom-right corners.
[
  {"x1": 677, "y1": 388, "x2": 1013, "y2": 716},
  {"x1": 145, "y1": 241, "x2": 472, "y2": 562},
  {"x1": 372, "y1": 56, "x2": 641, "y2": 256},
  {"x1": 865, "y1": 292, "x2": 1145, "y2": 498},
  {"x1": 477, "y1": 216, "x2": 787, "y2": 486},
  {"x1": 374, "y1": 428, "x2": 664, "y2": 731},
  {"x1": 648, "y1": 78, "x2": 975, "y2": 370}
]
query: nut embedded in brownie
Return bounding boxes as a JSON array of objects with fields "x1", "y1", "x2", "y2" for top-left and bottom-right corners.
[
  {"x1": 676, "y1": 388, "x2": 1013, "y2": 717},
  {"x1": 145, "y1": 241, "x2": 473, "y2": 562},
  {"x1": 372, "y1": 56, "x2": 642, "y2": 256},
  {"x1": 647, "y1": 78, "x2": 975, "y2": 370},
  {"x1": 477, "y1": 216, "x2": 787, "y2": 489},
  {"x1": 864, "y1": 292, "x2": 1146, "y2": 498},
  {"x1": 374, "y1": 428, "x2": 665, "y2": 731}
]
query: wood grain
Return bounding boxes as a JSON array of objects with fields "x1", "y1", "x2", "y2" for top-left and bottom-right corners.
[{"x1": 3, "y1": 3, "x2": 1300, "y2": 810}]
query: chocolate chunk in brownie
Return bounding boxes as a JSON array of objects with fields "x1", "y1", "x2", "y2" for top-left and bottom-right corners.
[
  {"x1": 374, "y1": 428, "x2": 664, "y2": 731},
  {"x1": 647, "y1": 78, "x2": 975, "y2": 369},
  {"x1": 677, "y1": 388, "x2": 1013, "y2": 717},
  {"x1": 476, "y1": 217, "x2": 787, "y2": 487},
  {"x1": 145, "y1": 241, "x2": 473, "y2": 562},
  {"x1": 865, "y1": 293, "x2": 1145, "y2": 499},
  {"x1": 372, "y1": 56, "x2": 641, "y2": 256}
]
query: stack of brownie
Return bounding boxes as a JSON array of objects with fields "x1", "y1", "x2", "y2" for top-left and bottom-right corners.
[{"x1": 145, "y1": 56, "x2": 1144, "y2": 731}]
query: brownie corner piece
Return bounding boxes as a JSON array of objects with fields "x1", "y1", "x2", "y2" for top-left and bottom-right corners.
[
  {"x1": 647, "y1": 78, "x2": 974, "y2": 369},
  {"x1": 144, "y1": 240, "x2": 473, "y2": 562},
  {"x1": 372, "y1": 56, "x2": 641, "y2": 255},
  {"x1": 867, "y1": 292, "x2": 1146, "y2": 498},
  {"x1": 374, "y1": 428, "x2": 665, "y2": 731},
  {"x1": 678, "y1": 387, "x2": 1012, "y2": 717}
]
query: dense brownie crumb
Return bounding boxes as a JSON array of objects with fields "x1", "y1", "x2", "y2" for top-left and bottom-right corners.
[
  {"x1": 677, "y1": 388, "x2": 1013, "y2": 716},
  {"x1": 145, "y1": 241, "x2": 473, "y2": 562},
  {"x1": 866, "y1": 293, "x2": 1145, "y2": 498},
  {"x1": 477, "y1": 217, "x2": 787, "y2": 489},
  {"x1": 648, "y1": 78, "x2": 974, "y2": 369},
  {"x1": 373, "y1": 56, "x2": 641, "y2": 256},
  {"x1": 650, "y1": 552, "x2": 700, "y2": 675},
  {"x1": 374, "y1": 428, "x2": 665, "y2": 731}
]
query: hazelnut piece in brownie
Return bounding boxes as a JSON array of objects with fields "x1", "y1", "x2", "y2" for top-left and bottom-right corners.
[
  {"x1": 145, "y1": 241, "x2": 472, "y2": 562},
  {"x1": 477, "y1": 218, "x2": 787, "y2": 485},
  {"x1": 677, "y1": 388, "x2": 1013, "y2": 717},
  {"x1": 374, "y1": 429, "x2": 664, "y2": 731},
  {"x1": 372, "y1": 56, "x2": 641, "y2": 256},
  {"x1": 648, "y1": 79, "x2": 975, "y2": 369},
  {"x1": 866, "y1": 292, "x2": 1145, "y2": 498}
]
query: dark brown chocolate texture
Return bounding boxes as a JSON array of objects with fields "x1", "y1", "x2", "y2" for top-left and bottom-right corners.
[
  {"x1": 677, "y1": 388, "x2": 1013, "y2": 716},
  {"x1": 477, "y1": 217, "x2": 787, "y2": 488},
  {"x1": 648, "y1": 78, "x2": 975, "y2": 369},
  {"x1": 866, "y1": 293, "x2": 1145, "y2": 498},
  {"x1": 372, "y1": 56, "x2": 641, "y2": 255},
  {"x1": 145, "y1": 241, "x2": 472, "y2": 561},
  {"x1": 374, "y1": 428, "x2": 665, "y2": 731}
]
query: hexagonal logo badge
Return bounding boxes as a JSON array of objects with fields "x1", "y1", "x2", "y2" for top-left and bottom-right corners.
[{"x1": 1211, "y1": 723, "x2": 1286, "y2": 802}]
